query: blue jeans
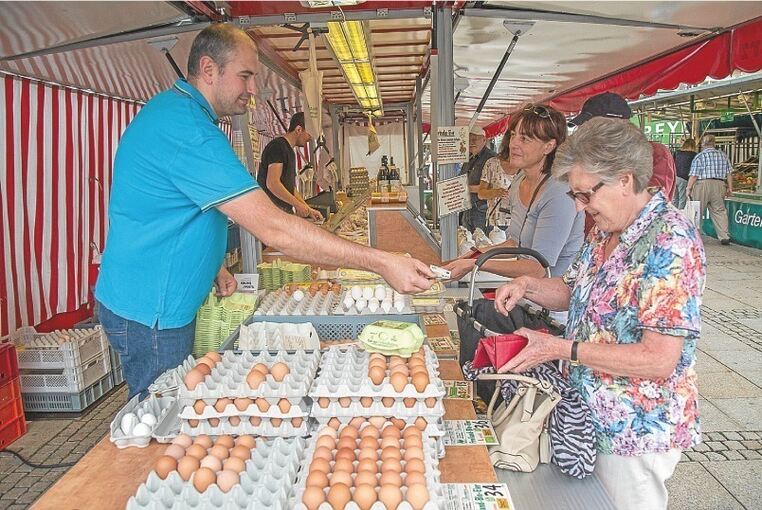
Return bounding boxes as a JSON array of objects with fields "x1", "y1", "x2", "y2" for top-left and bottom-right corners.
[
  {"x1": 97, "y1": 301, "x2": 195, "y2": 400},
  {"x1": 462, "y1": 203, "x2": 488, "y2": 233}
]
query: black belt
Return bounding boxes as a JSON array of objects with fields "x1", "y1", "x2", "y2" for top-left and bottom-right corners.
[{"x1": 698, "y1": 178, "x2": 726, "y2": 182}]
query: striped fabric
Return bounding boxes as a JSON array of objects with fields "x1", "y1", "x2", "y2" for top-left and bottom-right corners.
[{"x1": 0, "y1": 73, "x2": 141, "y2": 336}]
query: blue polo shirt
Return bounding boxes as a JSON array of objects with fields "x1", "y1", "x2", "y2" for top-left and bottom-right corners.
[{"x1": 95, "y1": 80, "x2": 258, "y2": 329}]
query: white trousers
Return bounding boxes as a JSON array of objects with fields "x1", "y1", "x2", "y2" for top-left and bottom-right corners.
[{"x1": 595, "y1": 449, "x2": 682, "y2": 510}]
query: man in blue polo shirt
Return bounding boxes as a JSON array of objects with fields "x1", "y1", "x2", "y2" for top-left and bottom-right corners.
[{"x1": 96, "y1": 24, "x2": 434, "y2": 398}]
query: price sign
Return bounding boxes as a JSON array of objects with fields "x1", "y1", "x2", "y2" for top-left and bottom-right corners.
[
  {"x1": 444, "y1": 483, "x2": 515, "y2": 510},
  {"x1": 443, "y1": 420, "x2": 498, "y2": 445},
  {"x1": 436, "y1": 174, "x2": 471, "y2": 217},
  {"x1": 436, "y1": 126, "x2": 469, "y2": 164}
]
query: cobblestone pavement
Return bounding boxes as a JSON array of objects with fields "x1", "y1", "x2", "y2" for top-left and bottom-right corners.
[{"x1": 1, "y1": 236, "x2": 761, "y2": 509}]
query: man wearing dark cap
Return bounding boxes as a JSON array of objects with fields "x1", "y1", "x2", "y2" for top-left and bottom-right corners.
[
  {"x1": 569, "y1": 92, "x2": 676, "y2": 202},
  {"x1": 257, "y1": 112, "x2": 323, "y2": 221}
]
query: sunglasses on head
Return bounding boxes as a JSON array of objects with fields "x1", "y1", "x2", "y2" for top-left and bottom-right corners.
[
  {"x1": 566, "y1": 181, "x2": 605, "y2": 204},
  {"x1": 523, "y1": 104, "x2": 551, "y2": 119}
]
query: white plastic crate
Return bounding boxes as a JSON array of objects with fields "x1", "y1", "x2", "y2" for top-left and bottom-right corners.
[
  {"x1": 7, "y1": 326, "x2": 109, "y2": 371},
  {"x1": 20, "y1": 350, "x2": 111, "y2": 393}
]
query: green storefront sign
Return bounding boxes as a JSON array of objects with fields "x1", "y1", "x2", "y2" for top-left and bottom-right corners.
[
  {"x1": 631, "y1": 118, "x2": 685, "y2": 145},
  {"x1": 702, "y1": 197, "x2": 762, "y2": 249}
]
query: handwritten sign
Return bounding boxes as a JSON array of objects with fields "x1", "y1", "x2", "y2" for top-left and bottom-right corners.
[
  {"x1": 444, "y1": 380, "x2": 473, "y2": 400},
  {"x1": 437, "y1": 126, "x2": 469, "y2": 164},
  {"x1": 443, "y1": 420, "x2": 498, "y2": 446},
  {"x1": 444, "y1": 483, "x2": 515, "y2": 510},
  {"x1": 436, "y1": 174, "x2": 471, "y2": 217}
]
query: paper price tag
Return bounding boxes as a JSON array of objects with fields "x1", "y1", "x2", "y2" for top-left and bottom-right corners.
[
  {"x1": 443, "y1": 420, "x2": 498, "y2": 446},
  {"x1": 444, "y1": 483, "x2": 515, "y2": 510},
  {"x1": 423, "y1": 314, "x2": 448, "y2": 326},
  {"x1": 428, "y1": 336, "x2": 456, "y2": 352},
  {"x1": 443, "y1": 380, "x2": 473, "y2": 400}
]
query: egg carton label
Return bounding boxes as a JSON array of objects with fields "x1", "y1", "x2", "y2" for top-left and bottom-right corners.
[
  {"x1": 443, "y1": 483, "x2": 515, "y2": 510},
  {"x1": 442, "y1": 420, "x2": 498, "y2": 446},
  {"x1": 127, "y1": 437, "x2": 306, "y2": 510}
]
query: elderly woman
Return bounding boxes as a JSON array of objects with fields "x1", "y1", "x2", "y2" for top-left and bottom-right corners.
[{"x1": 494, "y1": 118, "x2": 705, "y2": 510}]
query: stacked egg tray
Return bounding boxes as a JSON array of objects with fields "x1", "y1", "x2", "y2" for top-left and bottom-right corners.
[
  {"x1": 149, "y1": 355, "x2": 196, "y2": 397},
  {"x1": 335, "y1": 285, "x2": 413, "y2": 315},
  {"x1": 309, "y1": 347, "x2": 445, "y2": 434},
  {"x1": 178, "y1": 351, "x2": 320, "y2": 437},
  {"x1": 128, "y1": 436, "x2": 306, "y2": 510},
  {"x1": 254, "y1": 288, "x2": 339, "y2": 316},
  {"x1": 291, "y1": 423, "x2": 445, "y2": 510},
  {"x1": 110, "y1": 394, "x2": 179, "y2": 448}
]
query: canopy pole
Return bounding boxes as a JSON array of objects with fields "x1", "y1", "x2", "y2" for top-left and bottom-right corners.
[
  {"x1": 416, "y1": 75, "x2": 426, "y2": 219},
  {"x1": 405, "y1": 104, "x2": 415, "y2": 186},
  {"x1": 330, "y1": 104, "x2": 342, "y2": 189}
]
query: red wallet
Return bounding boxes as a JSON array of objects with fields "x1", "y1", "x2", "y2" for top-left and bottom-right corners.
[{"x1": 472, "y1": 333, "x2": 529, "y2": 369}]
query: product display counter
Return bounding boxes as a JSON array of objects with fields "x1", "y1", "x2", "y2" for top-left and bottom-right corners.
[{"x1": 367, "y1": 204, "x2": 442, "y2": 266}]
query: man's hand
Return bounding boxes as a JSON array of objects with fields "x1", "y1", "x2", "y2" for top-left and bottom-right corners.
[
  {"x1": 215, "y1": 267, "x2": 237, "y2": 297},
  {"x1": 378, "y1": 254, "x2": 435, "y2": 294},
  {"x1": 498, "y1": 328, "x2": 563, "y2": 373},
  {"x1": 294, "y1": 202, "x2": 312, "y2": 218},
  {"x1": 494, "y1": 277, "x2": 530, "y2": 315},
  {"x1": 442, "y1": 258, "x2": 476, "y2": 281},
  {"x1": 307, "y1": 207, "x2": 324, "y2": 222}
]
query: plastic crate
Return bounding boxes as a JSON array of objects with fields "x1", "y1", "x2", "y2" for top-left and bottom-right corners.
[
  {"x1": 0, "y1": 415, "x2": 26, "y2": 448},
  {"x1": 0, "y1": 394, "x2": 24, "y2": 429},
  {"x1": 20, "y1": 350, "x2": 111, "y2": 393},
  {"x1": 112, "y1": 364, "x2": 125, "y2": 386},
  {"x1": 8, "y1": 326, "x2": 109, "y2": 371},
  {"x1": 0, "y1": 343, "x2": 19, "y2": 387},
  {"x1": 0, "y1": 378, "x2": 22, "y2": 411},
  {"x1": 22, "y1": 371, "x2": 114, "y2": 413},
  {"x1": 220, "y1": 313, "x2": 424, "y2": 350}
]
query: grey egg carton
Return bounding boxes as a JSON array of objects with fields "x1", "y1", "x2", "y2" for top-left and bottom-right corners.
[
  {"x1": 309, "y1": 346, "x2": 445, "y2": 400},
  {"x1": 180, "y1": 415, "x2": 310, "y2": 438},
  {"x1": 127, "y1": 437, "x2": 306, "y2": 510},
  {"x1": 110, "y1": 394, "x2": 178, "y2": 448},
  {"x1": 310, "y1": 397, "x2": 445, "y2": 421},
  {"x1": 291, "y1": 427, "x2": 444, "y2": 510},
  {"x1": 309, "y1": 416, "x2": 447, "y2": 440},
  {"x1": 152, "y1": 399, "x2": 181, "y2": 443},
  {"x1": 149, "y1": 355, "x2": 197, "y2": 397},
  {"x1": 179, "y1": 350, "x2": 321, "y2": 401},
  {"x1": 238, "y1": 322, "x2": 320, "y2": 351},
  {"x1": 254, "y1": 289, "x2": 338, "y2": 316},
  {"x1": 334, "y1": 286, "x2": 413, "y2": 315},
  {"x1": 180, "y1": 399, "x2": 310, "y2": 420}
]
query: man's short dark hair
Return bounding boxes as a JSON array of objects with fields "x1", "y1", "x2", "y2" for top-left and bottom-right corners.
[
  {"x1": 288, "y1": 112, "x2": 305, "y2": 132},
  {"x1": 187, "y1": 24, "x2": 248, "y2": 77}
]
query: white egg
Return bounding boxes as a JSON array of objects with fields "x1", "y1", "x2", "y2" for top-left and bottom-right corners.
[
  {"x1": 343, "y1": 295, "x2": 355, "y2": 310},
  {"x1": 140, "y1": 413, "x2": 157, "y2": 427},
  {"x1": 368, "y1": 299, "x2": 379, "y2": 313},
  {"x1": 136, "y1": 408, "x2": 145, "y2": 419},
  {"x1": 362, "y1": 287, "x2": 374, "y2": 300},
  {"x1": 120, "y1": 413, "x2": 139, "y2": 436},
  {"x1": 293, "y1": 289, "x2": 305, "y2": 302},
  {"x1": 351, "y1": 286, "x2": 363, "y2": 300},
  {"x1": 381, "y1": 300, "x2": 392, "y2": 313},
  {"x1": 374, "y1": 285, "x2": 386, "y2": 300},
  {"x1": 355, "y1": 298, "x2": 367, "y2": 312},
  {"x1": 394, "y1": 300, "x2": 406, "y2": 312},
  {"x1": 132, "y1": 423, "x2": 152, "y2": 437}
]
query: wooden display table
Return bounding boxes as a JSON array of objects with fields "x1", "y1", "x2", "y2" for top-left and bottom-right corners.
[{"x1": 32, "y1": 321, "x2": 495, "y2": 508}]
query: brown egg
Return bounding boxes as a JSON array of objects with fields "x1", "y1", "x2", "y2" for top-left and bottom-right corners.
[
  {"x1": 185, "y1": 444, "x2": 207, "y2": 460},
  {"x1": 407, "y1": 356, "x2": 425, "y2": 367},
  {"x1": 192, "y1": 467, "x2": 216, "y2": 493},
  {"x1": 234, "y1": 397, "x2": 253, "y2": 412},
  {"x1": 368, "y1": 417, "x2": 386, "y2": 429},
  {"x1": 184, "y1": 369, "x2": 205, "y2": 390},
  {"x1": 378, "y1": 484, "x2": 403, "y2": 509},
  {"x1": 271, "y1": 417, "x2": 283, "y2": 427},
  {"x1": 317, "y1": 426, "x2": 337, "y2": 438},
  {"x1": 337, "y1": 437, "x2": 358, "y2": 450},
  {"x1": 310, "y1": 457, "x2": 332, "y2": 474},
  {"x1": 249, "y1": 416, "x2": 261, "y2": 426},
  {"x1": 327, "y1": 483, "x2": 352, "y2": 509},
  {"x1": 216, "y1": 469, "x2": 239, "y2": 493},
  {"x1": 236, "y1": 435, "x2": 257, "y2": 449},
  {"x1": 406, "y1": 483, "x2": 430, "y2": 510},
  {"x1": 208, "y1": 418, "x2": 220, "y2": 427},
  {"x1": 209, "y1": 444, "x2": 230, "y2": 460},
  {"x1": 337, "y1": 397, "x2": 351, "y2": 408},
  {"x1": 205, "y1": 351, "x2": 222, "y2": 363},
  {"x1": 404, "y1": 446, "x2": 424, "y2": 462},
  {"x1": 414, "y1": 417, "x2": 428, "y2": 431},
  {"x1": 228, "y1": 416, "x2": 241, "y2": 426},
  {"x1": 195, "y1": 435, "x2": 213, "y2": 448},
  {"x1": 177, "y1": 455, "x2": 200, "y2": 481},
  {"x1": 358, "y1": 447, "x2": 378, "y2": 463},
  {"x1": 317, "y1": 397, "x2": 330, "y2": 408},
  {"x1": 214, "y1": 397, "x2": 233, "y2": 413},
  {"x1": 359, "y1": 425, "x2": 380, "y2": 439},
  {"x1": 389, "y1": 356, "x2": 405, "y2": 367},
  {"x1": 312, "y1": 446, "x2": 333, "y2": 462},
  {"x1": 380, "y1": 436, "x2": 400, "y2": 450},
  {"x1": 292, "y1": 417, "x2": 304, "y2": 427},
  {"x1": 353, "y1": 483, "x2": 378, "y2": 510},
  {"x1": 390, "y1": 364, "x2": 409, "y2": 375},
  {"x1": 278, "y1": 398, "x2": 291, "y2": 413},
  {"x1": 390, "y1": 418, "x2": 406, "y2": 430},
  {"x1": 381, "y1": 397, "x2": 396, "y2": 408},
  {"x1": 164, "y1": 444, "x2": 186, "y2": 461},
  {"x1": 200, "y1": 455, "x2": 222, "y2": 472},
  {"x1": 255, "y1": 398, "x2": 270, "y2": 412},
  {"x1": 349, "y1": 416, "x2": 366, "y2": 428},
  {"x1": 379, "y1": 471, "x2": 403, "y2": 487},
  {"x1": 381, "y1": 446, "x2": 401, "y2": 462},
  {"x1": 339, "y1": 425, "x2": 359, "y2": 440},
  {"x1": 270, "y1": 362, "x2": 290, "y2": 382},
  {"x1": 192, "y1": 399, "x2": 206, "y2": 414},
  {"x1": 390, "y1": 372, "x2": 408, "y2": 392},
  {"x1": 302, "y1": 486, "x2": 326, "y2": 510},
  {"x1": 223, "y1": 456, "x2": 246, "y2": 473},
  {"x1": 230, "y1": 445, "x2": 251, "y2": 461},
  {"x1": 403, "y1": 398, "x2": 417, "y2": 409},
  {"x1": 217, "y1": 436, "x2": 236, "y2": 450},
  {"x1": 381, "y1": 458, "x2": 403, "y2": 474},
  {"x1": 424, "y1": 397, "x2": 436, "y2": 408},
  {"x1": 305, "y1": 469, "x2": 330, "y2": 488},
  {"x1": 412, "y1": 373, "x2": 429, "y2": 392},
  {"x1": 328, "y1": 418, "x2": 341, "y2": 429},
  {"x1": 246, "y1": 370, "x2": 265, "y2": 389},
  {"x1": 195, "y1": 363, "x2": 212, "y2": 376},
  {"x1": 335, "y1": 447, "x2": 356, "y2": 462},
  {"x1": 333, "y1": 458, "x2": 354, "y2": 474},
  {"x1": 252, "y1": 362, "x2": 269, "y2": 374},
  {"x1": 405, "y1": 471, "x2": 427, "y2": 486},
  {"x1": 359, "y1": 436, "x2": 379, "y2": 450},
  {"x1": 171, "y1": 433, "x2": 193, "y2": 448},
  {"x1": 154, "y1": 455, "x2": 177, "y2": 480},
  {"x1": 357, "y1": 458, "x2": 378, "y2": 474},
  {"x1": 329, "y1": 470, "x2": 353, "y2": 487},
  {"x1": 354, "y1": 470, "x2": 378, "y2": 487},
  {"x1": 316, "y1": 435, "x2": 336, "y2": 450},
  {"x1": 404, "y1": 435, "x2": 423, "y2": 449},
  {"x1": 405, "y1": 458, "x2": 426, "y2": 474},
  {"x1": 382, "y1": 425, "x2": 401, "y2": 440},
  {"x1": 196, "y1": 357, "x2": 215, "y2": 370},
  {"x1": 187, "y1": 419, "x2": 199, "y2": 428},
  {"x1": 359, "y1": 397, "x2": 374, "y2": 408},
  {"x1": 369, "y1": 366, "x2": 386, "y2": 385}
]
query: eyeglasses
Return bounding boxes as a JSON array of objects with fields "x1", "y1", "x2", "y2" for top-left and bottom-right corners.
[
  {"x1": 566, "y1": 181, "x2": 605, "y2": 204},
  {"x1": 523, "y1": 104, "x2": 551, "y2": 119}
]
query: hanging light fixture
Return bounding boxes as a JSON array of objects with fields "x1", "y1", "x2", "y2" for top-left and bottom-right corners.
[{"x1": 325, "y1": 20, "x2": 383, "y2": 116}]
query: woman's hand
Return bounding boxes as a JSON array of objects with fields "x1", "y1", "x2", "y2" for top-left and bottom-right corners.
[
  {"x1": 498, "y1": 328, "x2": 565, "y2": 373},
  {"x1": 442, "y1": 258, "x2": 476, "y2": 281},
  {"x1": 494, "y1": 277, "x2": 529, "y2": 315}
]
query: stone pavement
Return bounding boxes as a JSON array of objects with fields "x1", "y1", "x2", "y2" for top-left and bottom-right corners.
[{"x1": 1, "y1": 235, "x2": 761, "y2": 509}]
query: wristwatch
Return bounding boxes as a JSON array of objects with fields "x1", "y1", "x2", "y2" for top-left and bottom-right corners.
[{"x1": 570, "y1": 341, "x2": 580, "y2": 366}]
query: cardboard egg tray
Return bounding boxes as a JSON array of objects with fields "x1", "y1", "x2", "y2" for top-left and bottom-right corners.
[
  {"x1": 179, "y1": 350, "x2": 321, "y2": 402},
  {"x1": 110, "y1": 394, "x2": 178, "y2": 448},
  {"x1": 335, "y1": 285, "x2": 414, "y2": 316},
  {"x1": 254, "y1": 289, "x2": 338, "y2": 316},
  {"x1": 127, "y1": 437, "x2": 306, "y2": 510},
  {"x1": 180, "y1": 399, "x2": 310, "y2": 421},
  {"x1": 149, "y1": 355, "x2": 197, "y2": 397},
  {"x1": 309, "y1": 346, "x2": 445, "y2": 400},
  {"x1": 291, "y1": 425, "x2": 445, "y2": 510},
  {"x1": 310, "y1": 397, "x2": 445, "y2": 421},
  {"x1": 180, "y1": 416, "x2": 309, "y2": 438}
]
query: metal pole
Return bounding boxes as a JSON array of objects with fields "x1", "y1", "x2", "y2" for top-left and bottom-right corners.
[
  {"x1": 405, "y1": 104, "x2": 416, "y2": 186},
  {"x1": 468, "y1": 33, "x2": 520, "y2": 129},
  {"x1": 231, "y1": 113, "x2": 262, "y2": 270},
  {"x1": 329, "y1": 104, "x2": 342, "y2": 189},
  {"x1": 433, "y1": 6, "x2": 457, "y2": 262},
  {"x1": 416, "y1": 76, "x2": 426, "y2": 219}
]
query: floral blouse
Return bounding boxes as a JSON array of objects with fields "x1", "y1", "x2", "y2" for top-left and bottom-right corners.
[
  {"x1": 562, "y1": 192, "x2": 706, "y2": 456},
  {"x1": 481, "y1": 157, "x2": 516, "y2": 227}
]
